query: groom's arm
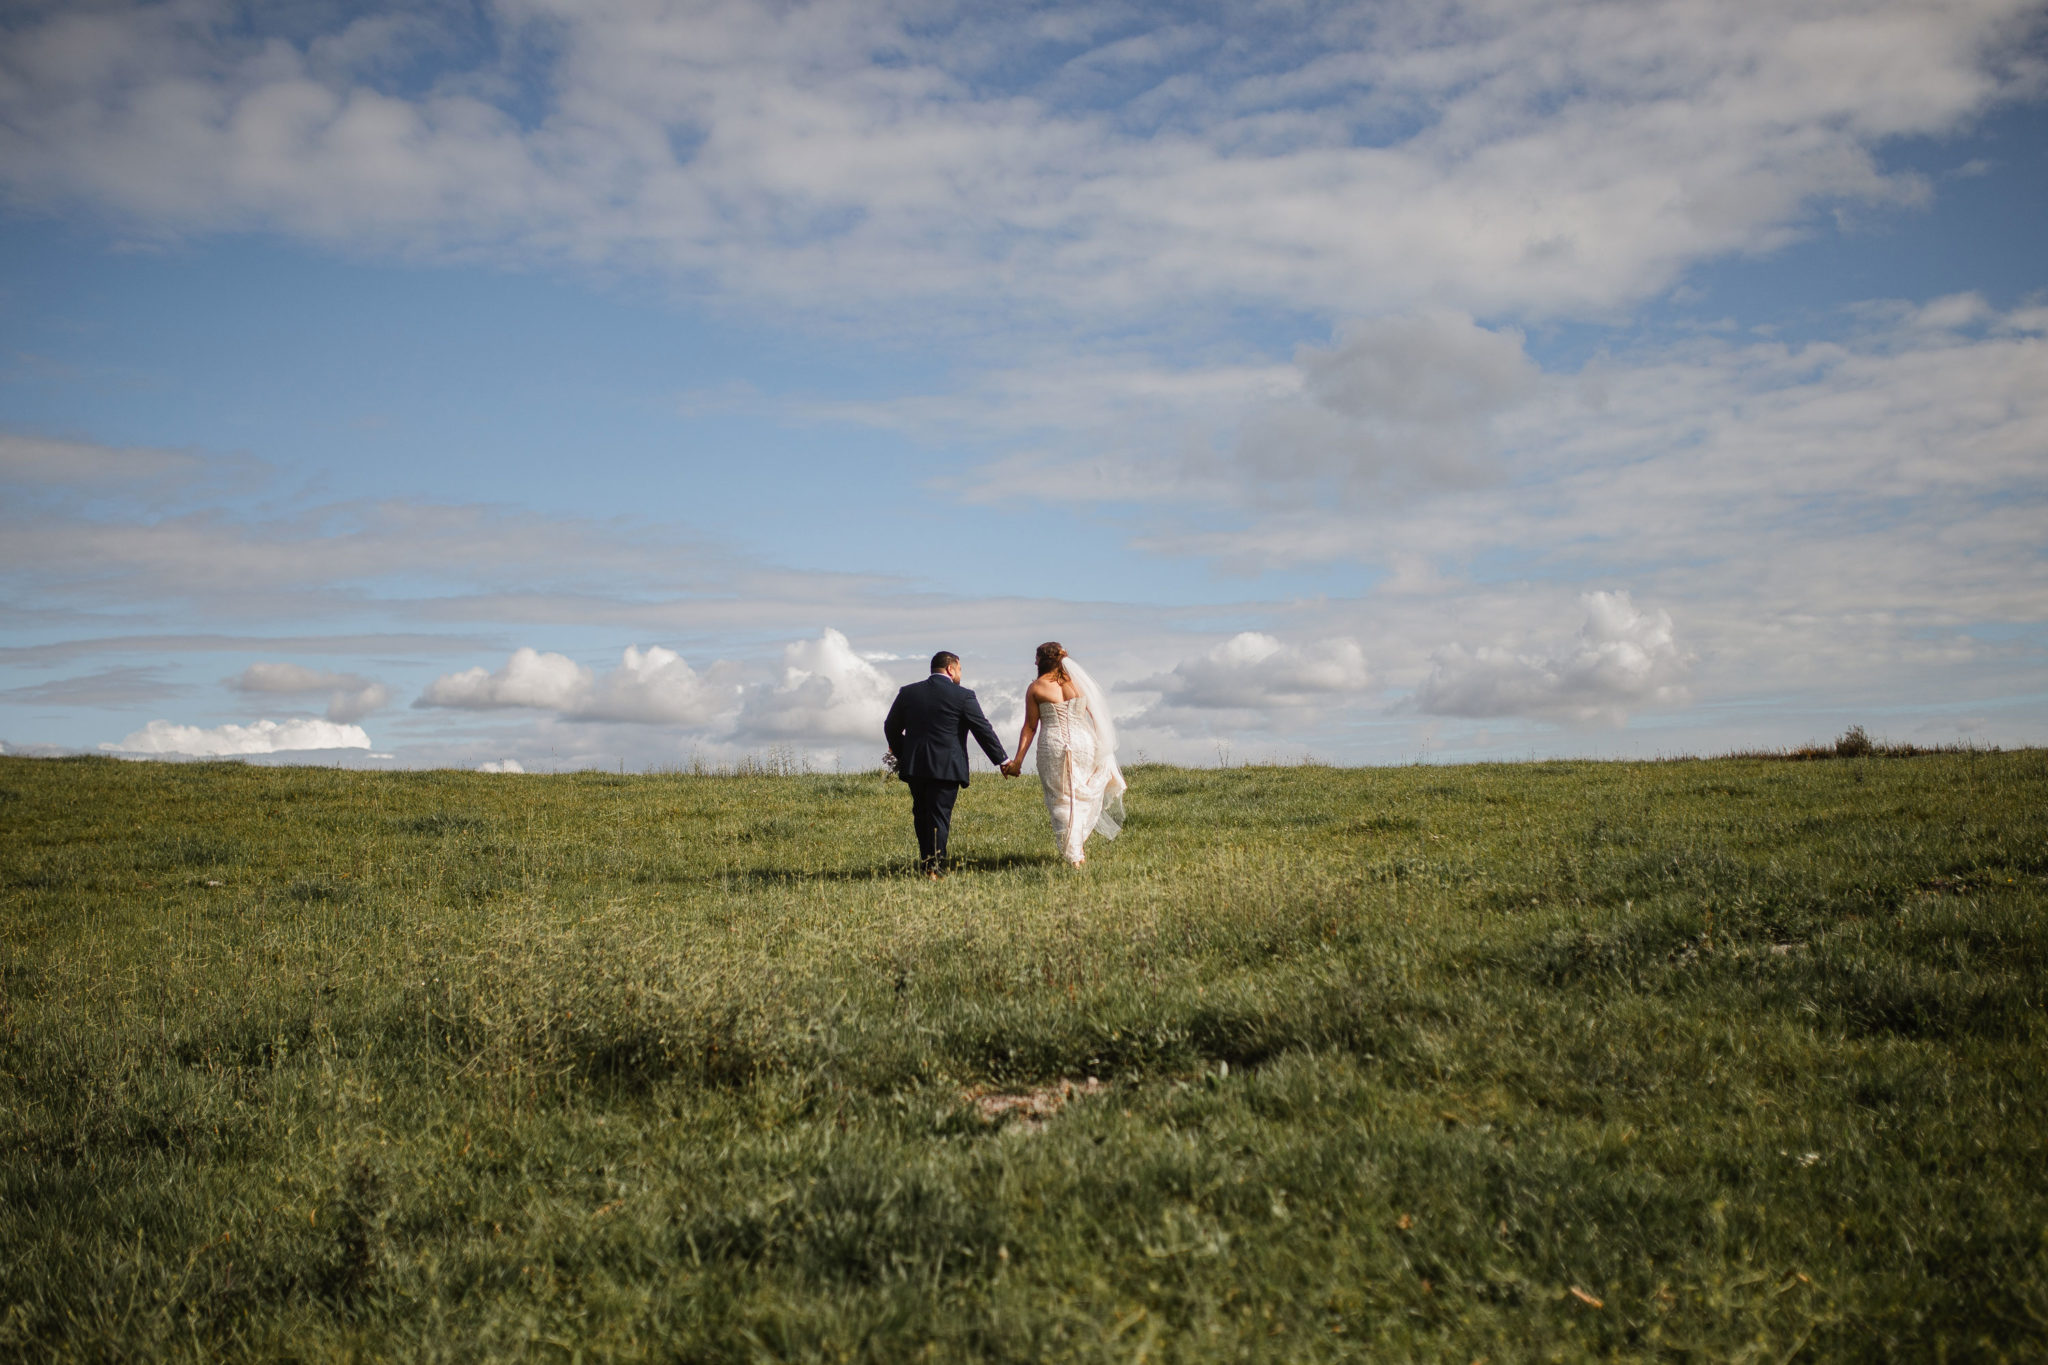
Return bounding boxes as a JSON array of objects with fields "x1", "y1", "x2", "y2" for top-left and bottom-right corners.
[
  {"x1": 961, "y1": 690, "x2": 1008, "y2": 767},
  {"x1": 883, "y1": 689, "x2": 910, "y2": 767}
]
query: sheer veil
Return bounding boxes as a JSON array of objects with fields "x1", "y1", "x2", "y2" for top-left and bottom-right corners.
[{"x1": 1061, "y1": 656, "x2": 1127, "y2": 837}]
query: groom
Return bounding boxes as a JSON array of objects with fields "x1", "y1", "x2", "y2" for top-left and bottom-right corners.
[{"x1": 883, "y1": 651, "x2": 1011, "y2": 877}]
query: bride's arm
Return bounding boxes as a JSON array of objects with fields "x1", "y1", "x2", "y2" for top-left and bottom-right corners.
[
  {"x1": 1003, "y1": 683, "x2": 1047, "y2": 774},
  {"x1": 1004, "y1": 707, "x2": 1039, "y2": 774}
]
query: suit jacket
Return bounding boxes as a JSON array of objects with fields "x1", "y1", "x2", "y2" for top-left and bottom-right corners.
[{"x1": 884, "y1": 674, "x2": 1007, "y2": 786}]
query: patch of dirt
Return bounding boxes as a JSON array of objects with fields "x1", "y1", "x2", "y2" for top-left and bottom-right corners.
[{"x1": 966, "y1": 1077, "x2": 1106, "y2": 1132}]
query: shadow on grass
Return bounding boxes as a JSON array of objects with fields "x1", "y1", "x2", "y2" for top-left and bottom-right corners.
[
  {"x1": 716, "y1": 849, "x2": 1065, "y2": 885},
  {"x1": 944, "y1": 850, "x2": 1064, "y2": 874}
]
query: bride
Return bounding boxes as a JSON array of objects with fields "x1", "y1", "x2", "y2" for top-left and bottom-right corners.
[{"x1": 1000, "y1": 642, "x2": 1126, "y2": 865}]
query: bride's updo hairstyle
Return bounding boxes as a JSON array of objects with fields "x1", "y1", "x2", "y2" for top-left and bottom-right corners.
[{"x1": 1035, "y1": 641, "x2": 1069, "y2": 681}]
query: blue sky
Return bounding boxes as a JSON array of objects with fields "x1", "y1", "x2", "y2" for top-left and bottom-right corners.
[{"x1": 1, "y1": 0, "x2": 2044, "y2": 770}]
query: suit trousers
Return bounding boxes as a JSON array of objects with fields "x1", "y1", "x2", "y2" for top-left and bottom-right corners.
[{"x1": 906, "y1": 777, "x2": 961, "y2": 871}]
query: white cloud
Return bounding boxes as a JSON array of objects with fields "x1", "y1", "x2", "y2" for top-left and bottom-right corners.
[
  {"x1": 416, "y1": 644, "x2": 741, "y2": 725},
  {"x1": 947, "y1": 316, "x2": 1536, "y2": 509},
  {"x1": 0, "y1": 0, "x2": 2033, "y2": 327},
  {"x1": 105, "y1": 716, "x2": 372, "y2": 755},
  {"x1": 583, "y1": 646, "x2": 742, "y2": 725},
  {"x1": 1231, "y1": 312, "x2": 1537, "y2": 498},
  {"x1": 1107, "y1": 302, "x2": 2048, "y2": 676},
  {"x1": 229, "y1": 660, "x2": 390, "y2": 722},
  {"x1": 476, "y1": 758, "x2": 525, "y2": 773},
  {"x1": 1414, "y1": 591, "x2": 1692, "y2": 726},
  {"x1": 6, "y1": 290, "x2": 2040, "y2": 764},
  {"x1": 1137, "y1": 633, "x2": 1373, "y2": 713},
  {"x1": 736, "y1": 628, "x2": 897, "y2": 741},
  {"x1": 395, "y1": 629, "x2": 908, "y2": 763},
  {"x1": 418, "y1": 647, "x2": 589, "y2": 711}
]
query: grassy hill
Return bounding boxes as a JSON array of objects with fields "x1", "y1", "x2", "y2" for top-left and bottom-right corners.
[{"x1": 2, "y1": 750, "x2": 2044, "y2": 1361}]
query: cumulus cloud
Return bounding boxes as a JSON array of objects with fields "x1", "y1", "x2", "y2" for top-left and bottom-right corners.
[
  {"x1": 105, "y1": 716, "x2": 371, "y2": 755},
  {"x1": 1138, "y1": 633, "x2": 1373, "y2": 712},
  {"x1": 229, "y1": 661, "x2": 390, "y2": 722},
  {"x1": 737, "y1": 629, "x2": 897, "y2": 741},
  {"x1": 583, "y1": 646, "x2": 743, "y2": 725},
  {"x1": 417, "y1": 644, "x2": 740, "y2": 725},
  {"x1": 1414, "y1": 592, "x2": 1692, "y2": 726},
  {"x1": 476, "y1": 759, "x2": 525, "y2": 773},
  {"x1": 418, "y1": 648, "x2": 589, "y2": 711},
  {"x1": 412, "y1": 630, "x2": 902, "y2": 751}
]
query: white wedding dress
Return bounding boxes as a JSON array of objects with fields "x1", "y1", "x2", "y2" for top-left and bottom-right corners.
[{"x1": 1035, "y1": 658, "x2": 1126, "y2": 865}]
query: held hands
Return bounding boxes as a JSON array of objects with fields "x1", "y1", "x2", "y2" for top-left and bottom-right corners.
[{"x1": 1000, "y1": 758, "x2": 1022, "y2": 778}]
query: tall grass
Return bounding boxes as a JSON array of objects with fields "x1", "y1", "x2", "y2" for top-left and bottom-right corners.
[{"x1": 1, "y1": 751, "x2": 2044, "y2": 1361}]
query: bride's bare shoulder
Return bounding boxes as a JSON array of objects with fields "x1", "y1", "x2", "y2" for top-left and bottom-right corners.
[{"x1": 1025, "y1": 674, "x2": 1063, "y2": 703}]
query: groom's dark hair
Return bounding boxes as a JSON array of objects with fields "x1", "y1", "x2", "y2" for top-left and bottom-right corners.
[{"x1": 930, "y1": 651, "x2": 960, "y2": 674}]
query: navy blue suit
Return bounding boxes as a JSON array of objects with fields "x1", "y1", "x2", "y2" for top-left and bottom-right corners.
[{"x1": 884, "y1": 673, "x2": 1008, "y2": 870}]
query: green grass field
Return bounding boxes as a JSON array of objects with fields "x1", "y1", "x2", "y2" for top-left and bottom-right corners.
[{"x1": 2, "y1": 749, "x2": 2045, "y2": 1362}]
